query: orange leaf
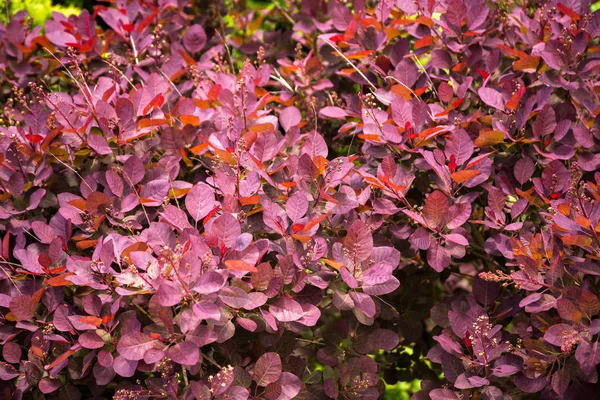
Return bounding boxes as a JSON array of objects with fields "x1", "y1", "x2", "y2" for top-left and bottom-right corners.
[
  {"x1": 474, "y1": 130, "x2": 504, "y2": 147},
  {"x1": 79, "y1": 316, "x2": 103, "y2": 327},
  {"x1": 416, "y1": 16, "x2": 434, "y2": 27},
  {"x1": 557, "y1": 202, "x2": 571, "y2": 216},
  {"x1": 506, "y1": 86, "x2": 526, "y2": 110},
  {"x1": 122, "y1": 242, "x2": 149, "y2": 261},
  {"x1": 44, "y1": 272, "x2": 75, "y2": 286},
  {"x1": 143, "y1": 93, "x2": 164, "y2": 115},
  {"x1": 249, "y1": 123, "x2": 275, "y2": 133},
  {"x1": 46, "y1": 346, "x2": 81, "y2": 370},
  {"x1": 513, "y1": 56, "x2": 540, "y2": 72},
  {"x1": 192, "y1": 99, "x2": 211, "y2": 109},
  {"x1": 225, "y1": 260, "x2": 258, "y2": 273},
  {"x1": 391, "y1": 84, "x2": 413, "y2": 100},
  {"x1": 240, "y1": 195, "x2": 260, "y2": 206},
  {"x1": 291, "y1": 234, "x2": 313, "y2": 243},
  {"x1": 346, "y1": 50, "x2": 374, "y2": 59},
  {"x1": 497, "y1": 44, "x2": 529, "y2": 59},
  {"x1": 211, "y1": 149, "x2": 237, "y2": 165},
  {"x1": 180, "y1": 115, "x2": 200, "y2": 126},
  {"x1": 68, "y1": 199, "x2": 87, "y2": 211},
  {"x1": 302, "y1": 214, "x2": 328, "y2": 233},
  {"x1": 358, "y1": 134, "x2": 381, "y2": 142},
  {"x1": 574, "y1": 216, "x2": 591, "y2": 228},
  {"x1": 451, "y1": 170, "x2": 482, "y2": 184},
  {"x1": 321, "y1": 258, "x2": 344, "y2": 271},
  {"x1": 452, "y1": 62, "x2": 468, "y2": 72},
  {"x1": 32, "y1": 288, "x2": 46, "y2": 306},
  {"x1": 138, "y1": 118, "x2": 168, "y2": 129},
  {"x1": 561, "y1": 235, "x2": 592, "y2": 247},
  {"x1": 75, "y1": 239, "x2": 98, "y2": 251},
  {"x1": 190, "y1": 143, "x2": 209, "y2": 155},
  {"x1": 318, "y1": 188, "x2": 341, "y2": 205}
]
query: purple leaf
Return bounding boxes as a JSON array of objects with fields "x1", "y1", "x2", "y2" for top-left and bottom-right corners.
[
  {"x1": 156, "y1": 281, "x2": 183, "y2": 307},
  {"x1": 166, "y1": 341, "x2": 200, "y2": 366},
  {"x1": 424, "y1": 191, "x2": 449, "y2": 228},
  {"x1": 117, "y1": 332, "x2": 160, "y2": 361},
  {"x1": 285, "y1": 192, "x2": 308, "y2": 223},
  {"x1": 9, "y1": 295, "x2": 35, "y2": 321},
  {"x1": 280, "y1": 106, "x2": 301, "y2": 132},
  {"x1": 427, "y1": 242, "x2": 451, "y2": 272},
  {"x1": 478, "y1": 87, "x2": 505, "y2": 111},
  {"x1": 219, "y1": 287, "x2": 252, "y2": 309},
  {"x1": 113, "y1": 356, "x2": 138, "y2": 377},
  {"x1": 186, "y1": 183, "x2": 219, "y2": 222},
  {"x1": 343, "y1": 220, "x2": 373, "y2": 262},
  {"x1": 514, "y1": 157, "x2": 535, "y2": 185},
  {"x1": 192, "y1": 271, "x2": 226, "y2": 295},
  {"x1": 269, "y1": 298, "x2": 304, "y2": 322},
  {"x1": 253, "y1": 352, "x2": 282, "y2": 387},
  {"x1": 2, "y1": 342, "x2": 21, "y2": 364},
  {"x1": 79, "y1": 332, "x2": 105, "y2": 349},
  {"x1": 429, "y1": 388, "x2": 460, "y2": 400},
  {"x1": 349, "y1": 292, "x2": 376, "y2": 318},
  {"x1": 183, "y1": 24, "x2": 207, "y2": 53}
]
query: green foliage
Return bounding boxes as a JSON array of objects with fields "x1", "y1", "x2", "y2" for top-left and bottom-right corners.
[{"x1": 0, "y1": 0, "x2": 80, "y2": 26}]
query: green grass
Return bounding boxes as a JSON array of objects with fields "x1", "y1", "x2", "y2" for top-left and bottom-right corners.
[{"x1": 0, "y1": 0, "x2": 80, "y2": 25}]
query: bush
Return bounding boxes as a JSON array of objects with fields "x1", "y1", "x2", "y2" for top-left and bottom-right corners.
[{"x1": 1, "y1": 1, "x2": 600, "y2": 399}]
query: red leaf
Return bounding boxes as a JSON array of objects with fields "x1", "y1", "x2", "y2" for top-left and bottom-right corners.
[{"x1": 26, "y1": 134, "x2": 44, "y2": 143}]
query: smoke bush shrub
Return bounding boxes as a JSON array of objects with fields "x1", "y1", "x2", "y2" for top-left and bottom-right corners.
[{"x1": 1, "y1": 0, "x2": 600, "y2": 399}]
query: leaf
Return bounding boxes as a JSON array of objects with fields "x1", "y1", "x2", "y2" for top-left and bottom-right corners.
[
  {"x1": 279, "y1": 106, "x2": 301, "y2": 132},
  {"x1": 514, "y1": 157, "x2": 535, "y2": 185},
  {"x1": 444, "y1": 233, "x2": 468, "y2": 246},
  {"x1": 424, "y1": 191, "x2": 449, "y2": 228},
  {"x1": 285, "y1": 192, "x2": 309, "y2": 223},
  {"x1": 117, "y1": 332, "x2": 160, "y2": 361},
  {"x1": 225, "y1": 260, "x2": 258, "y2": 273},
  {"x1": 166, "y1": 341, "x2": 200, "y2": 366},
  {"x1": 474, "y1": 130, "x2": 504, "y2": 147},
  {"x1": 450, "y1": 170, "x2": 481, "y2": 184},
  {"x1": 9, "y1": 295, "x2": 35, "y2": 320},
  {"x1": 180, "y1": 115, "x2": 200, "y2": 126},
  {"x1": 319, "y1": 106, "x2": 348, "y2": 119},
  {"x1": 269, "y1": 298, "x2": 304, "y2": 322},
  {"x1": 156, "y1": 281, "x2": 183, "y2": 307},
  {"x1": 86, "y1": 192, "x2": 112, "y2": 217},
  {"x1": 561, "y1": 235, "x2": 592, "y2": 247},
  {"x1": 513, "y1": 55, "x2": 540, "y2": 72},
  {"x1": 186, "y1": 183, "x2": 219, "y2": 222},
  {"x1": 427, "y1": 242, "x2": 451, "y2": 272},
  {"x1": 429, "y1": 388, "x2": 459, "y2": 400},
  {"x1": 79, "y1": 332, "x2": 106, "y2": 349},
  {"x1": 254, "y1": 352, "x2": 282, "y2": 387},
  {"x1": 210, "y1": 213, "x2": 242, "y2": 248},
  {"x1": 192, "y1": 271, "x2": 226, "y2": 295},
  {"x1": 445, "y1": 129, "x2": 474, "y2": 165},
  {"x1": 349, "y1": 292, "x2": 376, "y2": 318},
  {"x1": 183, "y1": 24, "x2": 207, "y2": 53},
  {"x1": 544, "y1": 323, "x2": 577, "y2": 347},
  {"x1": 219, "y1": 287, "x2": 252, "y2": 309},
  {"x1": 343, "y1": 220, "x2": 373, "y2": 262},
  {"x1": 478, "y1": 87, "x2": 505, "y2": 111}
]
